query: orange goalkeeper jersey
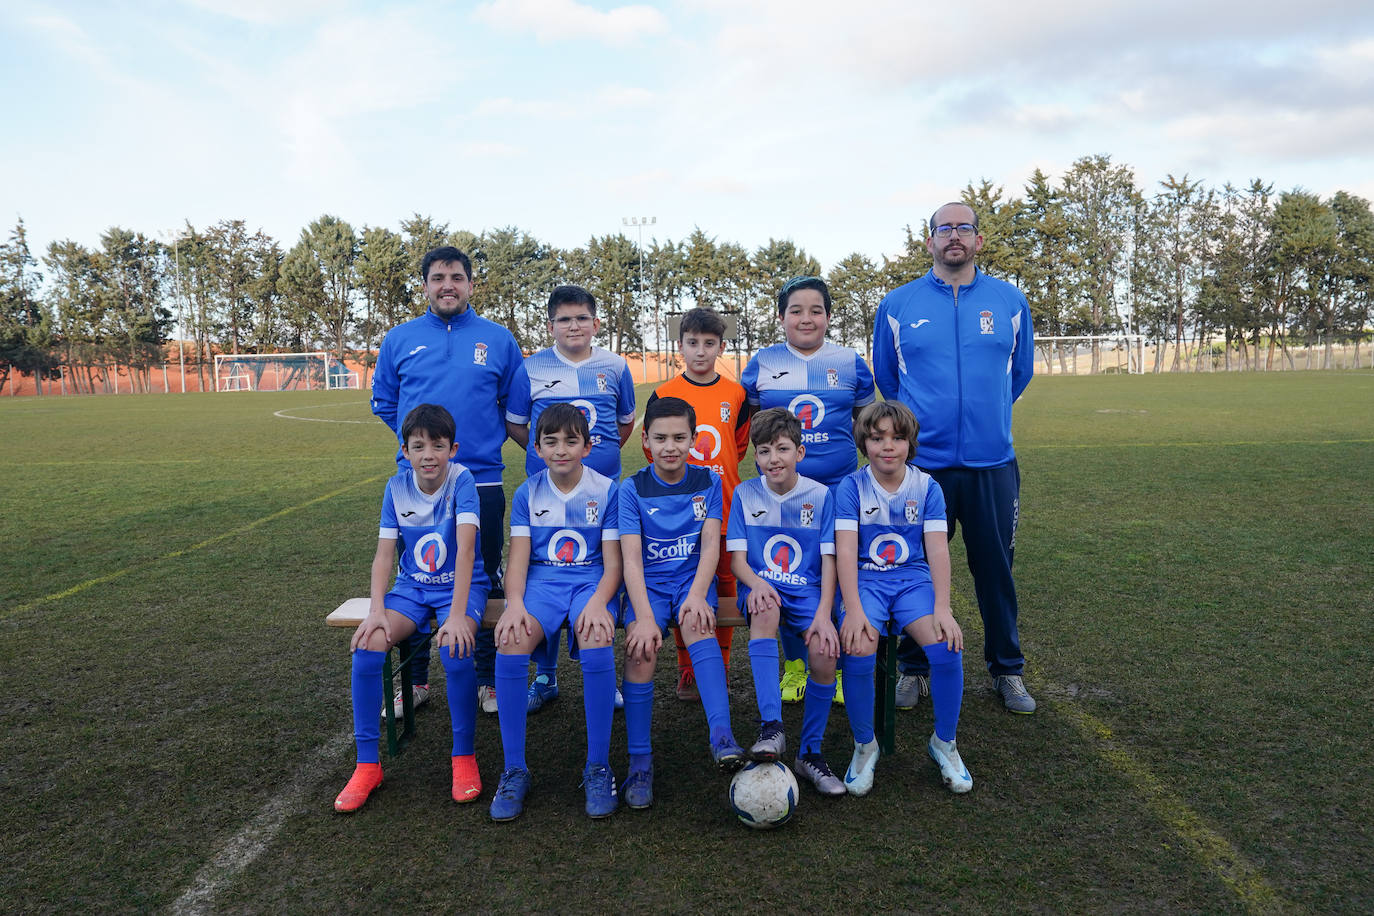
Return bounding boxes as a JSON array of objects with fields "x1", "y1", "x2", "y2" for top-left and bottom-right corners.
[{"x1": 644, "y1": 373, "x2": 752, "y2": 535}]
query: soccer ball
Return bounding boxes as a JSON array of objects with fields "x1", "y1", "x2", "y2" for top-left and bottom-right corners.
[{"x1": 729, "y1": 761, "x2": 799, "y2": 829}]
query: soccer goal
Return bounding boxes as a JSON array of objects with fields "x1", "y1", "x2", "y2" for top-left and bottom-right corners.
[
  {"x1": 1033, "y1": 336, "x2": 1146, "y2": 375},
  {"x1": 214, "y1": 352, "x2": 351, "y2": 392}
]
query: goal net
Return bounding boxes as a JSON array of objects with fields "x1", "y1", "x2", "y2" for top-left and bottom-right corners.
[
  {"x1": 213, "y1": 352, "x2": 351, "y2": 392},
  {"x1": 1033, "y1": 335, "x2": 1145, "y2": 375}
]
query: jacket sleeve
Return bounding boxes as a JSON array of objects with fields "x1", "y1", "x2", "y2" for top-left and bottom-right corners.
[
  {"x1": 371, "y1": 337, "x2": 400, "y2": 433},
  {"x1": 871, "y1": 294, "x2": 900, "y2": 401},
  {"x1": 1011, "y1": 291, "x2": 1034, "y2": 402}
]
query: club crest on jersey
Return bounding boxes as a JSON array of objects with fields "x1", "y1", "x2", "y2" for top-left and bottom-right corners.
[
  {"x1": 905, "y1": 499, "x2": 919, "y2": 524},
  {"x1": 548, "y1": 529, "x2": 589, "y2": 565},
  {"x1": 585, "y1": 499, "x2": 599, "y2": 525},
  {"x1": 800, "y1": 502, "x2": 814, "y2": 527},
  {"x1": 979, "y1": 310, "x2": 995, "y2": 335},
  {"x1": 596, "y1": 372, "x2": 608, "y2": 393},
  {"x1": 473, "y1": 341, "x2": 488, "y2": 365},
  {"x1": 826, "y1": 367, "x2": 839, "y2": 388},
  {"x1": 692, "y1": 494, "x2": 707, "y2": 521},
  {"x1": 867, "y1": 534, "x2": 910, "y2": 569},
  {"x1": 720, "y1": 401, "x2": 731, "y2": 422}
]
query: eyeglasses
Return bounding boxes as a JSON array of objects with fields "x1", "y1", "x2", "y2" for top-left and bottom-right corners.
[
  {"x1": 553, "y1": 314, "x2": 595, "y2": 327},
  {"x1": 931, "y1": 223, "x2": 978, "y2": 239}
]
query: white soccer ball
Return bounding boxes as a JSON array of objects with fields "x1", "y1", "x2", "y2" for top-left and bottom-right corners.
[{"x1": 729, "y1": 761, "x2": 799, "y2": 829}]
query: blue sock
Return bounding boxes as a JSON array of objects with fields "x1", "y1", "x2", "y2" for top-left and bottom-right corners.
[
  {"x1": 536, "y1": 628, "x2": 560, "y2": 680},
  {"x1": 840, "y1": 653, "x2": 877, "y2": 745},
  {"x1": 495, "y1": 652, "x2": 531, "y2": 770},
  {"x1": 578, "y1": 646, "x2": 615, "y2": 767},
  {"x1": 439, "y1": 643, "x2": 477, "y2": 756},
  {"x1": 779, "y1": 626, "x2": 806, "y2": 664},
  {"x1": 923, "y1": 641, "x2": 964, "y2": 743},
  {"x1": 687, "y1": 639, "x2": 732, "y2": 735},
  {"x1": 350, "y1": 649, "x2": 385, "y2": 764},
  {"x1": 748, "y1": 638, "x2": 782, "y2": 721},
  {"x1": 800, "y1": 677, "x2": 835, "y2": 755},
  {"x1": 624, "y1": 680, "x2": 655, "y2": 756}
]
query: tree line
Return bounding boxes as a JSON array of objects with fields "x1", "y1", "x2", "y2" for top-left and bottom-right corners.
[{"x1": 2, "y1": 154, "x2": 1371, "y2": 394}]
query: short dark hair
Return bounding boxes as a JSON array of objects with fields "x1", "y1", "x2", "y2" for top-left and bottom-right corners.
[
  {"x1": 420, "y1": 246, "x2": 473, "y2": 282},
  {"x1": 535, "y1": 402, "x2": 591, "y2": 443},
  {"x1": 777, "y1": 276, "x2": 832, "y2": 317},
  {"x1": 644, "y1": 396, "x2": 696, "y2": 434},
  {"x1": 679, "y1": 306, "x2": 726, "y2": 341},
  {"x1": 749, "y1": 407, "x2": 802, "y2": 449},
  {"x1": 401, "y1": 403, "x2": 456, "y2": 445},
  {"x1": 928, "y1": 202, "x2": 979, "y2": 233},
  {"x1": 547, "y1": 285, "x2": 597, "y2": 321},
  {"x1": 854, "y1": 401, "x2": 919, "y2": 459}
]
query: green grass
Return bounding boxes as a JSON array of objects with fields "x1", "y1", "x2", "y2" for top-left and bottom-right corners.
[{"x1": 1, "y1": 372, "x2": 1371, "y2": 914}]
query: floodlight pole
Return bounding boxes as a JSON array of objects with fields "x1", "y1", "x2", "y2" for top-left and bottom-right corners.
[{"x1": 622, "y1": 216, "x2": 657, "y2": 382}]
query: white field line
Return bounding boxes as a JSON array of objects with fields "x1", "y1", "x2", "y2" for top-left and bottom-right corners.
[
  {"x1": 273, "y1": 401, "x2": 383, "y2": 424},
  {"x1": 170, "y1": 731, "x2": 353, "y2": 915}
]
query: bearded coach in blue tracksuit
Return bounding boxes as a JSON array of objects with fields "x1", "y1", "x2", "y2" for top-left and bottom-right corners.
[{"x1": 872, "y1": 202, "x2": 1037, "y2": 714}]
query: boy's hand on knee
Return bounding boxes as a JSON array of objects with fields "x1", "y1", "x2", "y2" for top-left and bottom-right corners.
[
  {"x1": 351, "y1": 612, "x2": 391, "y2": 651},
  {"x1": 678, "y1": 597, "x2": 715, "y2": 635},
  {"x1": 575, "y1": 603, "x2": 614, "y2": 645},
  {"x1": 495, "y1": 603, "x2": 534, "y2": 648},
  {"x1": 805, "y1": 618, "x2": 840, "y2": 659},
  {"x1": 438, "y1": 616, "x2": 477, "y2": 659},
  {"x1": 625, "y1": 617, "x2": 661, "y2": 662},
  {"x1": 931, "y1": 606, "x2": 963, "y2": 651},
  {"x1": 746, "y1": 584, "x2": 780, "y2": 617},
  {"x1": 840, "y1": 611, "x2": 877, "y2": 656}
]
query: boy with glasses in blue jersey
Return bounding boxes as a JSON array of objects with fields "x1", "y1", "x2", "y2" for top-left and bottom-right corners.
[
  {"x1": 619, "y1": 397, "x2": 746, "y2": 809},
  {"x1": 836, "y1": 401, "x2": 973, "y2": 795},
  {"x1": 489, "y1": 404, "x2": 623, "y2": 821},
  {"x1": 334, "y1": 404, "x2": 491, "y2": 813}
]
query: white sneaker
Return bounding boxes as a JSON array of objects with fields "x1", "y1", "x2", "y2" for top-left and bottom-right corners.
[
  {"x1": 477, "y1": 684, "x2": 498, "y2": 715},
  {"x1": 381, "y1": 683, "x2": 429, "y2": 718},
  {"x1": 927, "y1": 733, "x2": 973, "y2": 794},
  {"x1": 894, "y1": 674, "x2": 929, "y2": 710},
  {"x1": 844, "y1": 738, "x2": 880, "y2": 796}
]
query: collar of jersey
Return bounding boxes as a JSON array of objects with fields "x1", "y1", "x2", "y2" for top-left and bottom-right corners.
[
  {"x1": 924, "y1": 267, "x2": 984, "y2": 295},
  {"x1": 762, "y1": 477, "x2": 804, "y2": 501},
  {"x1": 550, "y1": 344, "x2": 598, "y2": 367},
  {"x1": 864, "y1": 462, "x2": 913, "y2": 496},
  {"x1": 783, "y1": 341, "x2": 829, "y2": 361},
  {"x1": 648, "y1": 464, "x2": 690, "y2": 488},
  {"x1": 424, "y1": 306, "x2": 476, "y2": 329}
]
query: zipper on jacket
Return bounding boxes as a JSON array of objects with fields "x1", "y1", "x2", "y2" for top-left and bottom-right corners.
[{"x1": 952, "y1": 282, "x2": 963, "y2": 461}]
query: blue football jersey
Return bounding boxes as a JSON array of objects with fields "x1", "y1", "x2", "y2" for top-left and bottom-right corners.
[
  {"x1": 380, "y1": 463, "x2": 489, "y2": 594},
  {"x1": 726, "y1": 475, "x2": 835, "y2": 606},
  {"x1": 834, "y1": 465, "x2": 948, "y2": 581},
  {"x1": 740, "y1": 341, "x2": 876, "y2": 486},
  {"x1": 510, "y1": 467, "x2": 620, "y2": 582},
  {"x1": 506, "y1": 346, "x2": 637, "y2": 479},
  {"x1": 618, "y1": 465, "x2": 722, "y2": 590}
]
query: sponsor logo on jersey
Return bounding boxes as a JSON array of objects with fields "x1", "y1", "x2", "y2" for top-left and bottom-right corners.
[
  {"x1": 473, "y1": 341, "x2": 488, "y2": 365},
  {"x1": 720, "y1": 401, "x2": 731, "y2": 422},
  {"x1": 546, "y1": 529, "x2": 589, "y2": 565},
  {"x1": 692, "y1": 494, "x2": 707, "y2": 521},
  {"x1": 401, "y1": 510, "x2": 417, "y2": 518},
  {"x1": 413, "y1": 532, "x2": 447, "y2": 573},
  {"x1": 911, "y1": 319, "x2": 931, "y2": 330},
  {"x1": 570, "y1": 399, "x2": 598, "y2": 431},
  {"x1": 979, "y1": 310, "x2": 994, "y2": 335},
  {"x1": 760, "y1": 533, "x2": 808, "y2": 585},
  {"x1": 771, "y1": 370, "x2": 789, "y2": 380},
  {"x1": 596, "y1": 372, "x2": 608, "y2": 393},
  {"x1": 585, "y1": 499, "x2": 599, "y2": 526},
  {"x1": 788, "y1": 394, "x2": 825, "y2": 432},
  {"x1": 691, "y1": 424, "x2": 722, "y2": 461},
  {"x1": 542, "y1": 379, "x2": 561, "y2": 388},
  {"x1": 826, "y1": 368, "x2": 839, "y2": 389},
  {"x1": 905, "y1": 499, "x2": 919, "y2": 524},
  {"x1": 865, "y1": 534, "x2": 910, "y2": 570},
  {"x1": 645, "y1": 535, "x2": 697, "y2": 562},
  {"x1": 408, "y1": 345, "x2": 428, "y2": 356},
  {"x1": 800, "y1": 502, "x2": 814, "y2": 528}
]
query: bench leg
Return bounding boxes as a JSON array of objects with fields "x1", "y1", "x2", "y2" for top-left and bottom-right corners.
[
  {"x1": 874, "y1": 632, "x2": 898, "y2": 756},
  {"x1": 380, "y1": 634, "x2": 432, "y2": 757}
]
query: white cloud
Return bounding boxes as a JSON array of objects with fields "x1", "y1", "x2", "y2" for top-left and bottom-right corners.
[
  {"x1": 178, "y1": 0, "x2": 335, "y2": 25},
  {"x1": 473, "y1": 97, "x2": 567, "y2": 118},
  {"x1": 475, "y1": 0, "x2": 668, "y2": 45},
  {"x1": 596, "y1": 85, "x2": 655, "y2": 108}
]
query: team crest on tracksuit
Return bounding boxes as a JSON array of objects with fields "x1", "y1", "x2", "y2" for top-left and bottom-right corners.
[
  {"x1": 826, "y1": 367, "x2": 839, "y2": 388},
  {"x1": 692, "y1": 494, "x2": 707, "y2": 521},
  {"x1": 800, "y1": 502, "x2": 814, "y2": 527},
  {"x1": 596, "y1": 372, "x2": 608, "y2": 393},
  {"x1": 720, "y1": 401, "x2": 731, "y2": 422},
  {"x1": 979, "y1": 310, "x2": 995, "y2": 335},
  {"x1": 474, "y1": 342, "x2": 488, "y2": 365},
  {"x1": 905, "y1": 499, "x2": 919, "y2": 524},
  {"x1": 585, "y1": 499, "x2": 599, "y2": 525}
]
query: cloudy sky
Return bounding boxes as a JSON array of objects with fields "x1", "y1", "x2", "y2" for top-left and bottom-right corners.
[{"x1": 3, "y1": 0, "x2": 1373, "y2": 270}]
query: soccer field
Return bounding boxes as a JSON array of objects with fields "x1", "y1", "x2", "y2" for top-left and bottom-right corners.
[{"x1": 1, "y1": 372, "x2": 1371, "y2": 914}]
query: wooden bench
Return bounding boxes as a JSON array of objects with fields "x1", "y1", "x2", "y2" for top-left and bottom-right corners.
[{"x1": 328, "y1": 598, "x2": 898, "y2": 758}]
